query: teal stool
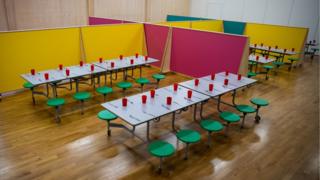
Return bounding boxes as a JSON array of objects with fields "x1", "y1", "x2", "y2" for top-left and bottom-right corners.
[
  {"x1": 47, "y1": 98, "x2": 65, "y2": 123},
  {"x1": 98, "y1": 110, "x2": 118, "y2": 136},
  {"x1": 96, "y1": 86, "x2": 113, "y2": 101},
  {"x1": 236, "y1": 105, "x2": 256, "y2": 128},
  {"x1": 248, "y1": 61, "x2": 257, "y2": 72},
  {"x1": 263, "y1": 65, "x2": 273, "y2": 80},
  {"x1": 200, "y1": 119, "x2": 223, "y2": 146},
  {"x1": 247, "y1": 72, "x2": 257, "y2": 78},
  {"x1": 116, "y1": 81, "x2": 132, "y2": 95},
  {"x1": 250, "y1": 98, "x2": 269, "y2": 123},
  {"x1": 287, "y1": 57, "x2": 300, "y2": 71},
  {"x1": 135, "y1": 77, "x2": 150, "y2": 92},
  {"x1": 176, "y1": 129, "x2": 201, "y2": 159},
  {"x1": 152, "y1": 74, "x2": 166, "y2": 88},
  {"x1": 219, "y1": 112, "x2": 240, "y2": 135},
  {"x1": 73, "y1": 92, "x2": 91, "y2": 114},
  {"x1": 148, "y1": 140, "x2": 175, "y2": 173},
  {"x1": 272, "y1": 61, "x2": 284, "y2": 75},
  {"x1": 23, "y1": 82, "x2": 36, "y2": 105}
]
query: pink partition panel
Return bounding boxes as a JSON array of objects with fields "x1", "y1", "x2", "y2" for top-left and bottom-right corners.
[
  {"x1": 170, "y1": 28, "x2": 247, "y2": 78},
  {"x1": 89, "y1": 17, "x2": 123, "y2": 25},
  {"x1": 144, "y1": 24, "x2": 170, "y2": 67}
]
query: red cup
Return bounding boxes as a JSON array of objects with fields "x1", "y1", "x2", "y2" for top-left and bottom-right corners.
[
  {"x1": 120, "y1": 55, "x2": 123, "y2": 60},
  {"x1": 284, "y1": 49, "x2": 287, "y2": 53},
  {"x1": 225, "y1": 71, "x2": 229, "y2": 76},
  {"x1": 90, "y1": 64, "x2": 94, "y2": 72},
  {"x1": 135, "y1": 53, "x2": 139, "y2": 58},
  {"x1": 275, "y1": 45, "x2": 278, "y2": 49},
  {"x1": 256, "y1": 56, "x2": 259, "y2": 61},
  {"x1": 111, "y1": 62, "x2": 115, "y2": 68},
  {"x1": 150, "y1": 89, "x2": 155, "y2": 98},
  {"x1": 59, "y1": 64, "x2": 63, "y2": 70},
  {"x1": 80, "y1": 61, "x2": 83, "y2": 67},
  {"x1": 194, "y1": 79, "x2": 199, "y2": 86},
  {"x1": 166, "y1": 96, "x2": 172, "y2": 105},
  {"x1": 238, "y1": 74, "x2": 242, "y2": 80},
  {"x1": 99, "y1": 57, "x2": 103, "y2": 63},
  {"x1": 173, "y1": 83, "x2": 178, "y2": 91},
  {"x1": 224, "y1": 79, "x2": 229, "y2": 86},
  {"x1": 209, "y1": 84, "x2": 213, "y2": 91},
  {"x1": 254, "y1": 44, "x2": 257, "y2": 47},
  {"x1": 44, "y1": 73, "x2": 49, "y2": 80},
  {"x1": 261, "y1": 43, "x2": 264, "y2": 46},
  {"x1": 130, "y1": 59, "x2": 134, "y2": 65},
  {"x1": 31, "y1": 69, "x2": 35, "y2": 75},
  {"x1": 292, "y1": 48, "x2": 295, "y2": 52},
  {"x1": 122, "y1": 98, "x2": 127, "y2": 107},
  {"x1": 211, "y1": 73, "x2": 215, "y2": 80},
  {"x1": 142, "y1": 95, "x2": 147, "y2": 104},
  {"x1": 268, "y1": 46, "x2": 271, "y2": 50},
  {"x1": 66, "y1": 69, "x2": 70, "y2": 76},
  {"x1": 145, "y1": 56, "x2": 148, "y2": 61},
  {"x1": 187, "y1": 90, "x2": 192, "y2": 99},
  {"x1": 266, "y1": 55, "x2": 269, "y2": 60}
]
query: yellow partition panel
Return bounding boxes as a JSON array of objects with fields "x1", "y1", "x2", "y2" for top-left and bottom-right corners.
[
  {"x1": 156, "y1": 21, "x2": 191, "y2": 28},
  {"x1": 244, "y1": 23, "x2": 308, "y2": 60},
  {"x1": 81, "y1": 24, "x2": 146, "y2": 62},
  {"x1": 191, "y1": 20, "x2": 223, "y2": 32},
  {"x1": 0, "y1": 28, "x2": 81, "y2": 93}
]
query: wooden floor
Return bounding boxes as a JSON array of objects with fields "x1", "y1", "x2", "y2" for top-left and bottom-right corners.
[{"x1": 0, "y1": 57, "x2": 318, "y2": 180}]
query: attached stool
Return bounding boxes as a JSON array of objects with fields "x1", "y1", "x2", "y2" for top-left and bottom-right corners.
[
  {"x1": 176, "y1": 129, "x2": 201, "y2": 159},
  {"x1": 47, "y1": 98, "x2": 65, "y2": 123},
  {"x1": 247, "y1": 72, "x2": 257, "y2": 78},
  {"x1": 219, "y1": 112, "x2": 240, "y2": 135},
  {"x1": 236, "y1": 105, "x2": 256, "y2": 128},
  {"x1": 148, "y1": 140, "x2": 175, "y2": 173},
  {"x1": 23, "y1": 82, "x2": 36, "y2": 104},
  {"x1": 152, "y1": 74, "x2": 166, "y2": 88},
  {"x1": 73, "y1": 92, "x2": 91, "y2": 114},
  {"x1": 135, "y1": 77, "x2": 150, "y2": 92},
  {"x1": 287, "y1": 57, "x2": 300, "y2": 71},
  {"x1": 248, "y1": 61, "x2": 257, "y2": 72},
  {"x1": 272, "y1": 61, "x2": 284, "y2": 75},
  {"x1": 96, "y1": 86, "x2": 113, "y2": 101},
  {"x1": 116, "y1": 81, "x2": 132, "y2": 96},
  {"x1": 262, "y1": 65, "x2": 273, "y2": 80},
  {"x1": 250, "y1": 98, "x2": 269, "y2": 123},
  {"x1": 98, "y1": 110, "x2": 118, "y2": 136},
  {"x1": 200, "y1": 119, "x2": 223, "y2": 146}
]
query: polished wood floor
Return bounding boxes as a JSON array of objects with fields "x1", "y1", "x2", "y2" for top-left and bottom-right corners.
[{"x1": 0, "y1": 57, "x2": 318, "y2": 180}]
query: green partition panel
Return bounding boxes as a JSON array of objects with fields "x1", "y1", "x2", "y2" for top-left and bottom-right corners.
[
  {"x1": 167, "y1": 15, "x2": 208, "y2": 22},
  {"x1": 223, "y1": 20, "x2": 247, "y2": 35}
]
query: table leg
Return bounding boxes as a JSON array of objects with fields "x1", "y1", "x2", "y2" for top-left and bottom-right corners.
[
  {"x1": 172, "y1": 111, "x2": 177, "y2": 132},
  {"x1": 232, "y1": 90, "x2": 237, "y2": 106},
  {"x1": 146, "y1": 121, "x2": 150, "y2": 141},
  {"x1": 193, "y1": 104, "x2": 197, "y2": 121},
  {"x1": 217, "y1": 95, "x2": 222, "y2": 112},
  {"x1": 139, "y1": 66, "x2": 142, "y2": 78}
]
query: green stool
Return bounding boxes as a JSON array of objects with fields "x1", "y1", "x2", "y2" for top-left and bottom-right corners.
[
  {"x1": 263, "y1": 65, "x2": 273, "y2": 80},
  {"x1": 96, "y1": 86, "x2": 113, "y2": 101},
  {"x1": 73, "y1": 92, "x2": 91, "y2": 114},
  {"x1": 135, "y1": 77, "x2": 150, "y2": 92},
  {"x1": 247, "y1": 72, "x2": 257, "y2": 78},
  {"x1": 287, "y1": 57, "x2": 300, "y2": 71},
  {"x1": 23, "y1": 82, "x2": 36, "y2": 105},
  {"x1": 152, "y1": 74, "x2": 166, "y2": 88},
  {"x1": 116, "y1": 81, "x2": 132, "y2": 96},
  {"x1": 272, "y1": 61, "x2": 285, "y2": 75},
  {"x1": 219, "y1": 112, "x2": 240, "y2": 135},
  {"x1": 236, "y1": 105, "x2": 256, "y2": 128},
  {"x1": 148, "y1": 140, "x2": 175, "y2": 173},
  {"x1": 176, "y1": 129, "x2": 201, "y2": 159},
  {"x1": 47, "y1": 98, "x2": 65, "y2": 123},
  {"x1": 250, "y1": 98, "x2": 269, "y2": 123},
  {"x1": 248, "y1": 61, "x2": 257, "y2": 72},
  {"x1": 200, "y1": 120, "x2": 223, "y2": 146},
  {"x1": 98, "y1": 110, "x2": 118, "y2": 136}
]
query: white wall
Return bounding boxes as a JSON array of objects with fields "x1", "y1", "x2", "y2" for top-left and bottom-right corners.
[{"x1": 190, "y1": 0, "x2": 319, "y2": 42}]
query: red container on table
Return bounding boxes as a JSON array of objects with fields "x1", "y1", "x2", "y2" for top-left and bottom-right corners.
[
  {"x1": 256, "y1": 56, "x2": 259, "y2": 61},
  {"x1": 173, "y1": 83, "x2": 178, "y2": 91},
  {"x1": 211, "y1": 73, "x2": 215, "y2": 80},
  {"x1": 194, "y1": 79, "x2": 199, "y2": 86},
  {"x1": 284, "y1": 49, "x2": 287, "y2": 53},
  {"x1": 66, "y1": 69, "x2": 70, "y2": 76},
  {"x1": 291, "y1": 48, "x2": 295, "y2": 52},
  {"x1": 99, "y1": 57, "x2": 103, "y2": 63},
  {"x1": 238, "y1": 74, "x2": 242, "y2": 81},
  {"x1": 122, "y1": 98, "x2": 127, "y2": 107},
  {"x1": 224, "y1": 79, "x2": 229, "y2": 86},
  {"x1": 254, "y1": 44, "x2": 257, "y2": 47},
  {"x1": 268, "y1": 46, "x2": 271, "y2": 50},
  {"x1": 209, "y1": 84, "x2": 213, "y2": 92},
  {"x1": 225, "y1": 71, "x2": 229, "y2": 76},
  {"x1": 44, "y1": 73, "x2": 49, "y2": 80},
  {"x1": 166, "y1": 96, "x2": 172, "y2": 105},
  {"x1": 130, "y1": 59, "x2": 134, "y2": 65},
  {"x1": 135, "y1": 53, "x2": 139, "y2": 58},
  {"x1": 59, "y1": 64, "x2": 63, "y2": 70},
  {"x1": 275, "y1": 45, "x2": 278, "y2": 49},
  {"x1": 150, "y1": 89, "x2": 155, "y2": 98},
  {"x1": 266, "y1": 55, "x2": 269, "y2": 60},
  {"x1": 80, "y1": 61, "x2": 84, "y2": 67},
  {"x1": 142, "y1": 95, "x2": 147, "y2": 104},
  {"x1": 120, "y1": 55, "x2": 123, "y2": 60},
  {"x1": 31, "y1": 69, "x2": 35, "y2": 75},
  {"x1": 187, "y1": 90, "x2": 192, "y2": 99},
  {"x1": 111, "y1": 62, "x2": 115, "y2": 68},
  {"x1": 261, "y1": 43, "x2": 264, "y2": 46},
  {"x1": 145, "y1": 56, "x2": 148, "y2": 61},
  {"x1": 90, "y1": 64, "x2": 94, "y2": 72}
]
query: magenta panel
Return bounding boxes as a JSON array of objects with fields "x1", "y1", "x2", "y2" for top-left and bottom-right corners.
[
  {"x1": 88, "y1": 17, "x2": 123, "y2": 25},
  {"x1": 170, "y1": 28, "x2": 247, "y2": 78},
  {"x1": 144, "y1": 24, "x2": 170, "y2": 67}
]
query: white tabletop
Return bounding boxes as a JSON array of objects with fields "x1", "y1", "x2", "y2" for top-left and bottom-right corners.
[
  {"x1": 101, "y1": 85, "x2": 210, "y2": 126},
  {"x1": 94, "y1": 55, "x2": 158, "y2": 71},
  {"x1": 249, "y1": 44, "x2": 296, "y2": 55},
  {"x1": 179, "y1": 72, "x2": 257, "y2": 97},
  {"x1": 21, "y1": 63, "x2": 105, "y2": 86},
  {"x1": 248, "y1": 54, "x2": 275, "y2": 64}
]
